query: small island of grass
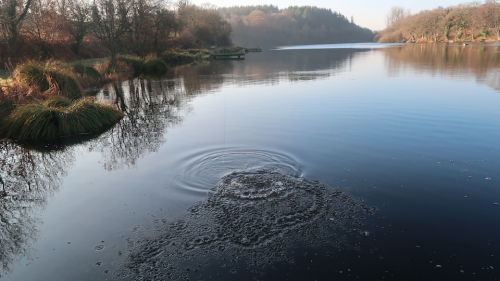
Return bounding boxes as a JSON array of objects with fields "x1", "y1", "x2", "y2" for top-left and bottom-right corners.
[
  {"x1": 0, "y1": 60, "x2": 125, "y2": 141},
  {"x1": 1, "y1": 96, "x2": 124, "y2": 140}
]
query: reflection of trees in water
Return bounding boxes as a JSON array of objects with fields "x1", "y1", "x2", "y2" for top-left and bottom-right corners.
[
  {"x1": 0, "y1": 141, "x2": 75, "y2": 278},
  {"x1": 226, "y1": 49, "x2": 368, "y2": 85},
  {"x1": 92, "y1": 77, "x2": 204, "y2": 171},
  {"x1": 0, "y1": 71, "x2": 224, "y2": 276},
  {"x1": 162, "y1": 49, "x2": 364, "y2": 89},
  {"x1": 90, "y1": 50, "x2": 367, "y2": 170},
  {"x1": 383, "y1": 44, "x2": 500, "y2": 91},
  {"x1": 168, "y1": 64, "x2": 230, "y2": 96}
]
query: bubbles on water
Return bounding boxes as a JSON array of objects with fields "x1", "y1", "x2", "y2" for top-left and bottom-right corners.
[{"x1": 111, "y1": 169, "x2": 376, "y2": 280}]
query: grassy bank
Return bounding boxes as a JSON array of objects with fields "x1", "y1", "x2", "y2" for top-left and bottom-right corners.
[
  {"x1": 1, "y1": 96, "x2": 123, "y2": 140},
  {"x1": 0, "y1": 47, "x2": 234, "y2": 141},
  {"x1": 161, "y1": 49, "x2": 212, "y2": 65},
  {"x1": 0, "y1": 60, "x2": 123, "y2": 140}
]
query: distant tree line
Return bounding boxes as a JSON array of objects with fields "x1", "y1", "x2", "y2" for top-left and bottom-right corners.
[
  {"x1": 375, "y1": 0, "x2": 500, "y2": 43},
  {"x1": 0, "y1": 1, "x2": 377, "y2": 63},
  {"x1": 0, "y1": 0, "x2": 231, "y2": 63},
  {"x1": 220, "y1": 5, "x2": 374, "y2": 46}
]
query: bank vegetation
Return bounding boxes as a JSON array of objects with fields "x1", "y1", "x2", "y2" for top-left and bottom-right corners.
[{"x1": 0, "y1": 0, "x2": 232, "y2": 65}]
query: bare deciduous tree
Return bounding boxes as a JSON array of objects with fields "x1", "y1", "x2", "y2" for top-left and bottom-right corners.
[
  {"x1": 66, "y1": 0, "x2": 91, "y2": 55},
  {"x1": 91, "y1": 0, "x2": 133, "y2": 67},
  {"x1": 386, "y1": 6, "x2": 411, "y2": 27}
]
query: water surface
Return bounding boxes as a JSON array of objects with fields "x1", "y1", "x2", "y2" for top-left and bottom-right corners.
[{"x1": 1, "y1": 43, "x2": 500, "y2": 280}]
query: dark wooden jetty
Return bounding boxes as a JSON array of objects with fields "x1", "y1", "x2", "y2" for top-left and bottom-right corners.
[{"x1": 211, "y1": 51, "x2": 245, "y2": 60}]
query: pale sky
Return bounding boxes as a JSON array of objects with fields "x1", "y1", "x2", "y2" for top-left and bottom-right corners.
[{"x1": 189, "y1": 0, "x2": 472, "y2": 31}]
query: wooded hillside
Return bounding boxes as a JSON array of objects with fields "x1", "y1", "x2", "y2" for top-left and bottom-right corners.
[
  {"x1": 375, "y1": 1, "x2": 500, "y2": 43},
  {"x1": 220, "y1": 5, "x2": 374, "y2": 46}
]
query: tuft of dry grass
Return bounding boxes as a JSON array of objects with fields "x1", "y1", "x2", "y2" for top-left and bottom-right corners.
[
  {"x1": 13, "y1": 60, "x2": 83, "y2": 99},
  {"x1": 0, "y1": 74, "x2": 59, "y2": 104},
  {"x1": 1, "y1": 96, "x2": 124, "y2": 140}
]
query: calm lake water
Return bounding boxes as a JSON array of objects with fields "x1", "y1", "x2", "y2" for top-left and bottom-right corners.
[{"x1": 1, "y1": 43, "x2": 500, "y2": 281}]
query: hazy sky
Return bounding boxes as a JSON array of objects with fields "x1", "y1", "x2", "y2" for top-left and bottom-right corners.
[{"x1": 189, "y1": 0, "x2": 469, "y2": 31}]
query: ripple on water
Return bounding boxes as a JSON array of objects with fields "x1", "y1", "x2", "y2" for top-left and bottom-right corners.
[
  {"x1": 169, "y1": 147, "x2": 302, "y2": 195},
  {"x1": 111, "y1": 168, "x2": 377, "y2": 280}
]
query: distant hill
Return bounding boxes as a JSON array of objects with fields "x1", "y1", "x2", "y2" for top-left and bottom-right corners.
[{"x1": 219, "y1": 5, "x2": 374, "y2": 46}]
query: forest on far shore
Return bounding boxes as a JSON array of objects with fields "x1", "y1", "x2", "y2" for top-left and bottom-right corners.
[
  {"x1": 220, "y1": 5, "x2": 375, "y2": 46},
  {"x1": 375, "y1": 0, "x2": 500, "y2": 43}
]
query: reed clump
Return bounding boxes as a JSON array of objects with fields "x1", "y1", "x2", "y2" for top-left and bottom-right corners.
[
  {"x1": 0, "y1": 74, "x2": 59, "y2": 105},
  {"x1": 14, "y1": 61, "x2": 83, "y2": 99},
  {"x1": 141, "y1": 56, "x2": 168, "y2": 75},
  {"x1": 1, "y1": 96, "x2": 124, "y2": 140}
]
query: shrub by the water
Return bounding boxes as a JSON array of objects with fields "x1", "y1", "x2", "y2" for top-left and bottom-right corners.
[
  {"x1": 1, "y1": 96, "x2": 124, "y2": 140},
  {"x1": 72, "y1": 63, "x2": 102, "y2": 79},
  {"x1": 93, "y1": 60, "x2": 112, "y2": 76},
  {"x1": 161, "y1": 50, "x2": 196, "y2": 64},
  {"x1": 72, "y1": 63, "x2": 103, "y2": 88},
  {"x1": 14, "y1": 61, "x2": 83, "y2": 99},
  {"x1": 141, "y1": 57, "x2": 168, "y2": 75},
  {"x1": 83, "y1": 66, "x2": 102, "y2": 79},
  {"x1": 186, "y1": 49, "x2": 210, "y2": 55},
  {"x1": 72, "y1": 63, "x2": 86, "y2": 74},
  {"x1": 116, "y1": 55, "x2": 143, "y2": 73}
]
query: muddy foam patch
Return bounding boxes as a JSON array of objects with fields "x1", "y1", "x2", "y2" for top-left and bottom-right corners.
[{"x1": 111, "y1": 169, "x2": 377, "y2": 280}]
